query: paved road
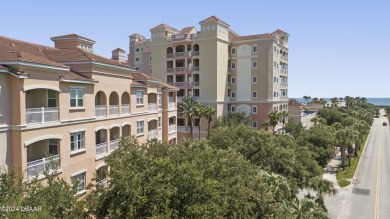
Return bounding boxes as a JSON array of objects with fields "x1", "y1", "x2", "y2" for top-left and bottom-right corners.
[{"x1": 337, "y1": 110, "x2": 390, "y2": 219}]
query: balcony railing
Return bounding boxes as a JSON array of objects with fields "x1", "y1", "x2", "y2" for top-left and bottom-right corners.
[
  {"x1": 167, "y1": 68, "x2": 174, "y2": 73},
  {"x1": 192, "y1": 66, "x2": 200, "y2": 71},
  {"x1": 109, "y1": 105, "x2": 119, "y2": 115},
  {"x1": 169, "y1": 102, "x2": 176, "y2": 110},
  {"x1": 175, "y1": 67, "x2": 190, "y2": 72},
  {"x1": 148, "y1": 129, "x2": 157, "y2": 139},
  {"x1": 96, "y1": 143, "x2": 107, "y2": 157},
  {"x1": 121, "y1": 104, "x2": 130, "y2": 115},
  {"x1": 192, "y1": 81, "x2": 200, "y2": 86},
  {"x1": 192, "y1": 51, "x2": 200, "y2": 56},
  {"x1": 148, "y1": 103, "x2": 157, "y2": 112},
  {"x1": 169, "y1": 124, "x2": 176, "y2": 134},
  {"x1": 27, "y1": 155, "x2": 60, "y2": 177},
  {"x1": 166, "y1": 54, "x2": 173, "y2": 58},
  {"x1": 109, "y1": 139, "x2": 119, "y2": 152},
  {"x1": 95, "y1": 105, "x2": 106, "y2": 117},
  {"x1": 175, "y1": 52, "x2": 186, "y2": 57},
  {"x1": 26, "y1": 107, "x2": 59, "y2": 124},
  {"x1": 280, "y1": 83, "x2": 288, "y2": 87}
]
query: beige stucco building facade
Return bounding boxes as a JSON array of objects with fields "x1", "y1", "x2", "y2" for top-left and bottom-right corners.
[
  {"x1": 129, "y1": 16, "x2": 289, "y2": 138},
  {"x1": 0, "y1": 34, "x2": 178, "y2": 191}
]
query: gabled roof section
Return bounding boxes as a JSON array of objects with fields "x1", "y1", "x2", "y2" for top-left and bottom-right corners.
[
  {"x1": 150, "y1": 23, "x2": 180, "y2": 33},
  {"x1": 50, "y1": 34, "x2": 95, "y2": 43},
  {"x1": 199, "y1": 16, "x2": 229, "y2": 26},
  {"x1": 60, "y1": 70, "x2": 96, "y2": 83},
  {"x1": 288, "y1": 99, "x2": 302, "y2": 106},
  {"x1": 180, "y1": 26, "x2": 196, "y2": 34},
  {"x1": 228, "y1": 29, "x2": 240, "y2": 38},
  {"x1": 0, "y1": 36, "x2": 58, "y2": 57},
  {"x1": 272, "y1": 29, "x2": 289, "y2": 35},
  {"x1": 112, "y1": 48, "x2": 125, "y2": 52},
  {"x1": 230, "y1": 33, "x2": 274, "y2": 42},
  {"x1": 130, "y1": 33, "x2": 146, "y2": 38}
]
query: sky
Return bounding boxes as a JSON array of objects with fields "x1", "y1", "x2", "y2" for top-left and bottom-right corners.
[{"x1": 1, "y1": 0, "x2": 389, "y2": 98}]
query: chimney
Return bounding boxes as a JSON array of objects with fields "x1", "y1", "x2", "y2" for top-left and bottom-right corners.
[
  {"x1": 112, "y1": 48, "x2": 126, "y2": 63},
  {"x1": 50, "y1": 34, "x2": 95, "y2": 53}
]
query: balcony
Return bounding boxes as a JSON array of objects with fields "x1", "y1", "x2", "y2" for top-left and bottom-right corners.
[
  {"x1": 121, "y1": 104, "x2": 130, "y2": 115},
  {"x1": 109, "y1": 139, "x2": 119, "y2": 152},
  {"x1": 175, "y1": 67, "x2": 190, "y2": 72},
  {"x1": 169, "y1": 102, "x2": 176, "y2": 110},
  {"x1": 175, "y1": 52, "x2": 187, "y2": 57},
  {"x1": 27, "y1": 155, "x2": 60, "y2": 178},
  {"x1": 109, "y1": 105, "x2": 119, "y2": 115},
  {"x1": 95, "y1": 105, "x2": 106, "y2": 117},
  {"x1": 167, "y1": 68, "x2": 174, "y2": 73},
  {"x1": 26, "y1": 107, "x2": 59, "y2": 125},
  {"x1": 280, "y1": 83, "x2": 288, "y2": 87},
  {"x1": 192, "y1": 51, "x2": 200, "y2": 56},
  {"x1": 169, "y1": 124, "x2": 176, "y2": 134},
  {"x1": 166, "y1": 54, "x2": 173, "y2": 58},
  {"x1": 96, "y1": 143, "x2": 107, "y2": 157},
  {"x1": 148, "y1": 103, "x2": 157, "y2": 112},
  {"x1": 192, "y1": 66, "x2": 200, "y2": 71},
  {"x1": 148, "y1": 129, "x2": 157, "y2": 139}
]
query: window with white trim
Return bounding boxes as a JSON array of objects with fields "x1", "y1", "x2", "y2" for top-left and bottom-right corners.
[
  {"x1": 135, "y1": 57, "x2": 140, "y2": 61},
  {"x1": 71, "y1": 172, "x2": 86, "y2": 192},
  {"x1": 149, "y1": 55, "x2": 152, "y2": 62},
  {"x1": 252, "y1": 91, "x2": 257, "y2": 99},
  {"x1": 231, "y1": 47, "x2": 236, "y2": 55},
  {"x1": 231, "y1": 77, "x2": 236, "y2": 84},
  {"x1": 252, "y1": 76, "x2": 257, "y2": 84},
  {"x1": 231, "y1": 62, "x2": 236, "y2": 69},
  {"x1": 135, "y1": 48, "x2": 140, "y2": 52},
  {"x1": 137, "y1": 121, "x2": 144, "y2": 135},
  {"x1": 252, "y1": 121, "x2": 257, "y2": 128},
  {"x1": 71, "y1": 132, "x2": 85, "y2": 152},
  {"x1": 231, "y1": 91, "x2": 236, "y2": 99},
  {"x1": 252, "y1": 45, "x2": 258, "y2": 53},
  {"x1": 136, "y1": 91, "x2": 143, "y2": 105},
  {"x1": 252, "y1": 106, "x2": 257, "y2": 114},
  {"x1": 149, "y1": 68, "x2": 152, "y2": 74},
  {"x1": 231, "y1": 106, "x2": 236, "y2": 112},
  {"x1": 70, "y1": 88, "x2": 84, "y2": 108},
  {"x1": 274, "y1": 46, "x2": 277, "y2": 53},
  {"x1": 273, "y1": 61, "x2": 277, "y2": 69},
  {"x1": 252, "y1": 61, "x2": 257, "y2": 68},
  {"x1": 48, "y1": 90, "x2": 56, "y2": 107}
]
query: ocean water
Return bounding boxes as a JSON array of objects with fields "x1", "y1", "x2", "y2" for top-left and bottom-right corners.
[{"x1": 293, "y1": 98, "x2": 390, "y2": 106}]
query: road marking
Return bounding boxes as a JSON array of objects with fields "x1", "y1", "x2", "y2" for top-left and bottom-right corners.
[{"x1": 374, "y1": 126, "x2": 382, "y2": 219}]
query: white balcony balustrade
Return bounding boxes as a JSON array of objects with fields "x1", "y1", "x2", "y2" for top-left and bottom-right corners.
[
  {"x1": 169, "y1": 102, "x2": 176, "y2": 110},
  {"x1": 148, "y1": 129, "x2": 157, "y2": 139},
  {"x1": 96, "y1": 143, "x2": 107, "y2": 157},
  {"x1": 148, "y1": 103, "x2": 157, "y2": 112},
  {"x1": 95, "y1": 105, "x2": 106, "y2": 117},
  {"x1": 26, "y1": 107, "x2": 59, "y2": 124},
  {"x1": 27, "y1": 155, "x2": 60, "y2": 177},
  {"x1": 109, "y1": 139, "x2": 119, "y2": 152},
  {"x1": 121, "y1": 104, "x2": 130, "y2": 115},
  {"x1": 169, "y1": 124, "x2": 176, "y2": 134},
  {"x1": 192, "y1": 66, "x2": 200, "y2": 71},
  {"x1": 192, "y1": 51, "x2": 200, "y2": 56},
  {"x1": 109, "y1": 105, "x2": 119, "y2": 115}
]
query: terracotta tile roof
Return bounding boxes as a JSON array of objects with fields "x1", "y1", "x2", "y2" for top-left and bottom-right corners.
[
  {"x1": 289, "y1": 99, "x2": 302, "y2": 106},
  {"x1": 60, "y1": 70, "x2": 96, "y2": 82},
  {"x1": 150, "y1": 23, "x2": 179, "y2": 33},
  {"x1": 131, "y1": 81, "x2": 146, "y2": 86},
  {"x1": 0, "y1": 51, "x2": 68, "y2": 68},
  {"x1": 228, "y1": 29, "x2": 240, "y2": 38},
  {"x1": 272, "y1": 29, "x2": 288, "y2": 35},
  {"x1": 44, "y1": 49, "x2": 134, "y2": 69},
  {"x1": 0, "y1": 36, "x2": 58, "y2": 56},
  {"x1": 199, "y1": 16, "x2": 229, "y2": 26},
  {"x1": 50, "y1": 34, "x2": 95, "y2": 43},
  {"x1": 305, "y1": 102, "x2": 323, "y2": 111},
  {"x1": 180, "y1": 26, "x2": 196, "y2": 34},
  {"x1": 112, "y1": 48, "x2": 125, "y2": 52},
  {"x1": 130, "y1": 33, "x2": 146, "y2": 38},
  {"x1": 289, "y1": 105, "x2": 303, "y2": 111},
  {"x1": 230, "y1": 33, "x2": 274, "y2": 42},
  {"x1": 131, "y1": 72, "x2": 178, "y2": 90},
  {"x1": 0, "y1": 65, "x2": 7, "y2": 70},
  {"x1": 0, "y1": 64, "x2": 28, "y2": 76}
]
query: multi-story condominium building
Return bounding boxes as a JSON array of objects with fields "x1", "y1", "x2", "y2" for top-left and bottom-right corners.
[
  {"x1": 0, "y1": 34, "x2": 178, "y2": 191},
  {"x1": 129, "y1": 16, "x2": 289, "y2": 138}
]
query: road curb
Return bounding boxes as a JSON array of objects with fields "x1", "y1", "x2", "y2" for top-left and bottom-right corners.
[{"x1": 351, "y1": 117, "x2": 376, "y2": 185}]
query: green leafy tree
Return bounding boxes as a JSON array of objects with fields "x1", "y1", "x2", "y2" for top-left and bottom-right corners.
[
  {"x1": 352, "y1": 120, "x2": 370, "y2": 157},
  {"x1": 178, "y1": 96, "x2": 199, "y2": 139},
  {"x1": 213, "y1": 111, "x2": 251, "y2": 128},
  {"x1": 279, "y1": 111, "x2": 289, "y2": 134},
  {"x1": 203, "y1": 106, "x2": 216, "y2": 138},
  {"x1": 267, "y1": 111, "x2": 281, "y2": 133},
  {"x1": 285, "y1": 120, "x2": 304, "y2": 139},
  {"x1": 307, "y1": 176, "x2": 337, "y2": 208},
  {"x1": 335, "y1": 128, "x2": 357, "y2": 170}
]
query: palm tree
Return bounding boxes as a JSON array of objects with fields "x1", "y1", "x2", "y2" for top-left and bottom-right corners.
[
  {"x1": 178, "y1": 96, "x2": 199, "y2": 140},
  {"x1": 267, "y1": 111, "x2": 281, "y2": 133},
  {"x1": 352, "y1": 120, "x2": 370, "y2": 157},
  {"x1": 335, "y1": 128, "x2": 357, "y2": 170},
  {"x1": 319, "y1": 98, "x2": 327, "y2": 107},
  {"x1": 338, "y1": 97, "x2": 343, "y2": 106},
  {"x1": 194, "y1": 103, "x2": 205, "y2": 140},
  {"x1": 308, "y1": 176, "x2": 337, "y2": 208},
  {"x1": 263, "y1": 121, "x2": 270, "y2": 131},
  {"x1": 203, "y1": 106, "x2": 216, "y2": 138},
  {"x1": 303, "y1": 96, "x2": 311, "y2": 104},
  {"x1": 279, "y1": 111, "x2": 289, "y2": 134},
  {"x1": 312, "y1": 97, "x2": 319, "y2": 103},
  {"x1": 331, "y1": 97, "x2": 338, "y2": 106}
]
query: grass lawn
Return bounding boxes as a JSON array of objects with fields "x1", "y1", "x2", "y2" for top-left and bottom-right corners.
[{"x1": 336, "y1": 134, "x2": 368, "y2": 187}]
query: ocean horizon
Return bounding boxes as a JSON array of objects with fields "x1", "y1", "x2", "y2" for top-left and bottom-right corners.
[{"x1": 292, "y1": 98, "x2": 390, "y2": 106}]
